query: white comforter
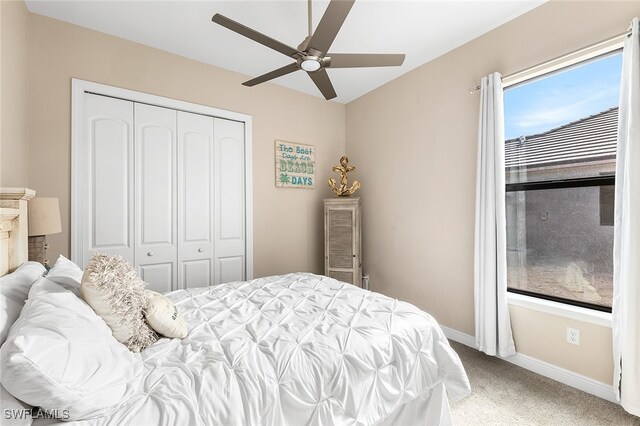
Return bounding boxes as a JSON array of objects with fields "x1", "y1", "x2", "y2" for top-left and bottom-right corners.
[{"x1": 72, "y1": 273, "x2": 470, "y2": 426}]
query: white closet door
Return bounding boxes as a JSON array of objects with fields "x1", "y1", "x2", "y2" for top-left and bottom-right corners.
[
  {"x1": 177, "y1": 111, "x2": 215, "y2": 289},
  {"x1": 81, "y1": 94, "x2": 134, "y2": 266},
  {"x1": 214, "y1": 118, "x2": 246, "y2": 284},
  {"x1": 134, "y1": 103, "x2": 177, "y2": 293}
]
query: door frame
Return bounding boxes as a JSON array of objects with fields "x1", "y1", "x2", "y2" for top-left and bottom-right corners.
[{"x1": 71, "y1": 78, "x2": 253, "y2": 280}]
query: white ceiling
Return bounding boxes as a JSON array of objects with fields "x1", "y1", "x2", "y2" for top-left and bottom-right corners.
[{"x1": 25, "y1": 0, "x2": 547, "y2": 103}]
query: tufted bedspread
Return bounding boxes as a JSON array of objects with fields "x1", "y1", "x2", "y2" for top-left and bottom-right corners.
[{"x1": 65, "y1": 273, "x2": 470, "y2": 426}]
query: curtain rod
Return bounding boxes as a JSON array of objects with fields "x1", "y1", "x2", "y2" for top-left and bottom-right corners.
[{"x1": 468, "y1": 28, "x2": 632, "y2": 94}]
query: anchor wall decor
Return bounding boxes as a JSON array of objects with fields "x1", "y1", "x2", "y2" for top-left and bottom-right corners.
[{"x1": 328, "y1": 156, "x2": 360, "y2": 197}]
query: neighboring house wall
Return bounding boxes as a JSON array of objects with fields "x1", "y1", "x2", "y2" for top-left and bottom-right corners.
[
  {"x1": 522, "y1": 186, "x2": 613, "y2": 272},
  {"x1": 25, "y1": 10, "x2": 346, "y2": 278},
  {"x1": 513, "y1": 186, "x2": 615, "y2": 306},
  {"x1": 346, "y1": 0, "x2": 639, "y2": 385},
  {"x1": 0, "y1": 0, "x2": 29, "y2": 187}
]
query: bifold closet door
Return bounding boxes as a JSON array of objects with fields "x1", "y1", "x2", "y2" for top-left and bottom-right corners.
[
  {"x1": 81, "y1": 94, "x2": 135, "y2": 266},
  {"x1": 177, "y1": 111, "x2": 215, "y2": 289},
  {"x1": 78, "y1": 93, "x2": 248, "y2": 290},
  {"x1": 134, "y1": 103, "x2": 177, "y2": 293},
  {"x1": 214, "y1": 118, "x2": 246, "y2": 284}
]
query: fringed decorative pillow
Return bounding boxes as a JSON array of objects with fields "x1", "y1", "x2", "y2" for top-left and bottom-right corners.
[
  {"x1": 144, "y1": 290, "x2": 188, "y2": 339},
  {"x1": 80, "y1": 254, "x2": 158, "y2": 352}
]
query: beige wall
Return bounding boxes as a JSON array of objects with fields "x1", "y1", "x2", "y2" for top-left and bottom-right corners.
[
  {"x1": 0, "y1": 0, "x2": 29, "y2": 187},
  {"x1": 26, "y1": 12, "x2": 345, "y2": 277},
  {"x1": 346, "y1": 0, "x2": 639, "y2": 383},
  {"x1": 509, "y1": 306, "x2": 613, "y2": 384}
]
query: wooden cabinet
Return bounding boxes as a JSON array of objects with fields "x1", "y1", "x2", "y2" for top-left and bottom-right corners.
[{"x1": 324, "y1": 197, "x2": 361, "y2": 287}]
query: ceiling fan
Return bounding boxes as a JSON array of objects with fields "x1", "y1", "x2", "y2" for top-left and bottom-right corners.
[{"x1": 212, "y1": 0, "x2": 406, "y2": 100}]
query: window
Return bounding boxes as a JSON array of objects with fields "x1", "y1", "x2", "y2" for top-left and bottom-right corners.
[{"x1": 503, "y1": 51, "x2": 623, "y2": 312}]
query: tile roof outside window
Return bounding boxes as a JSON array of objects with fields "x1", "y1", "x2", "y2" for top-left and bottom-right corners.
[{"x1": 505, "y1": 107, "x2": 618, "y2": 170}]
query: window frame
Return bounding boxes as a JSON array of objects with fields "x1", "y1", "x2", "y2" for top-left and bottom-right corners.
[{"x1": 503, "y1": 48, "x2": 623, "y2": 314}]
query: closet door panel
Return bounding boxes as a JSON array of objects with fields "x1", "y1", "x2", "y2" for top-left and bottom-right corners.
[
  {"x1": 218, "y1": 256, "x2": 244, "y2": 284},
  {"x1": 219, "y1": 135, "x2": 243, "y2": 240},
  {"x1": 135, "y1": 103, "x2": 177, "y2": 293},
  {"x1": 83, "y1": 94, "x2": 134, "y2": 265},
  {"x1": 177, "y1": 111, "x2": 214, "y2": 289},
  {"x1": 140, "y1": 132, "x2": 173, "y2": 244},
  {"x1": 139, "y1": 263, "x2": 173, "y2": 294},
  {"x1": 181, "y1": 259, "x2": 212, "y2": 288},
  {"x1": 93, "y1": 120, "x2": 128, "y2": 247},
  {"x1": 214, "y1": 118, "x2": 246, "y2": 284}
]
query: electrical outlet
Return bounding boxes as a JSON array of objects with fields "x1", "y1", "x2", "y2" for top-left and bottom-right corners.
[
  {"x1": 567, "y1": 327, "x2": 580, "y2": 345},
  {"x1": 362, "y1": 275, "x2": 370, "y2": 290}
]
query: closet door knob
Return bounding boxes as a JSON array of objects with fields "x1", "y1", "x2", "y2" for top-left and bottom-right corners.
[
  {"x1": 198, "y1": 248, "x2": 204, "y2": 253},
  {"x1": 147, "y1": 251, "x2": 154, "y2": 257}
]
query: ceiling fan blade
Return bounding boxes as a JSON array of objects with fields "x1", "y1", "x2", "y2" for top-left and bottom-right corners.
[
  {"x1": 308, "y1": 68, "x2": 337, "y2": 100},
  {"x1": 327, "y1": 53, "x2": 406, "y2": 68},
  {"x1": 212, "y1": 14, "x2": 299, "y2": 58},
  {"x1": 308, "y1": 0, "x2": 355, "y2": 53},
  {"x1": 242, "y1": 63, "x2": 300, "y2": 87}
]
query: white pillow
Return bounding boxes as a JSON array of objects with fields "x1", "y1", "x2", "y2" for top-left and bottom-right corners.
[
  {"x1": 0, "y1": 262, "x2": 46, "y2": 345},
  {"x1": 1, "y1": 384, "x2": 32, "y2": 426},
  {"x1": 0, "y1": 277, "x2": 143, "y2": 421},
  {"x1": 45, "y1": 255, "x2": 83, "y2": 295},
  {"x1": 80, "y1": 253, "x2": 157, "y2": 352},
  {"x1": 144, "y1": 290, "x2": 187, "y2": 339}
]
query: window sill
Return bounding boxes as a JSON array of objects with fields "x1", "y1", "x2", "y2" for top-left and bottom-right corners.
[{"x1": 507, "y1": 292, "x2": 612, "y2": 328}]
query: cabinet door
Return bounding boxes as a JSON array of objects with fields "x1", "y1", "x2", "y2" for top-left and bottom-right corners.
[
  {"x1": 326, "y1": 206, "x2": 356, "y2": 284},
  {"x1": 177, "y1": 111, "x2": 215, "y2": 289},
  {"x1": 214, "y1": 118, "x2": 246, "y2": 284},
  {"x1": 134, "y1": 103, "x2": 177, "y2": 293},
  {"x1": 81, "y1": 94, "x2": 134, "y2": 267}
]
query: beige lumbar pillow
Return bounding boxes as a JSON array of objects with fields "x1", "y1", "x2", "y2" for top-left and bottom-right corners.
[
  {"x1": 144, "y1": 290, "x2": 187, "y2": 339},
  {"x1": 80, "y1": 253, "x2": 158, "y2": 352}
]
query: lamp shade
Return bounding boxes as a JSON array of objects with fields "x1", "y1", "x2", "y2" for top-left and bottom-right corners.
[{"x1": 28, "y1": 197, "x2": 62, "y2": 236}]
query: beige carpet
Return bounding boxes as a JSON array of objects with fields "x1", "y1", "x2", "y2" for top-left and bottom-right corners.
[{"x1": 449, "y1": 341, "x2": 640, "y2": 425}]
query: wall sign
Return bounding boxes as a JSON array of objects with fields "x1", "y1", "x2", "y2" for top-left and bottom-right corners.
[{"x1": 275, "y1": 141, "x2": 315, "y2": 189}]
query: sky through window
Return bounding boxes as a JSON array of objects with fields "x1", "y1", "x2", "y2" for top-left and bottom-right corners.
[{"x1": 504, "y1": 52, "x2": 623, "y2": 140}]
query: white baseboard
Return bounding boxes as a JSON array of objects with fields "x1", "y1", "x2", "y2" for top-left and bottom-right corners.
[
  {"x1": 440, "y1": 325, "x2": 476, "y2": 347},
  {"x1": 439, "y1": 325, "x2": 618, "y2": 404}
]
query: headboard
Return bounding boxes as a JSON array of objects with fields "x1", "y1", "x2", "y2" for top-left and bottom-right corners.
[{"x1": 0, "y1": 188, "x2": 35, "y2": 276}]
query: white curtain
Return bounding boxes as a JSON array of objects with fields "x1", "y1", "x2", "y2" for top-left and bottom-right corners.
[
  {"x1": 613, "y1": 17, "x2": 640, "y2": 417},
  {"x1": 474, "y1": 72, "x2": 516, "y2": 358}
]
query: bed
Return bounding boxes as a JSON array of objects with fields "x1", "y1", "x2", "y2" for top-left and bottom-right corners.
[{"x1": 0, "y1": 188, "x2": 470, "y2": 426}]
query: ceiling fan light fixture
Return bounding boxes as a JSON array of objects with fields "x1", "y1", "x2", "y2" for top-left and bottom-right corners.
[{"x1": 301, "y1": 58, "x2": 321, "y2": 72}]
